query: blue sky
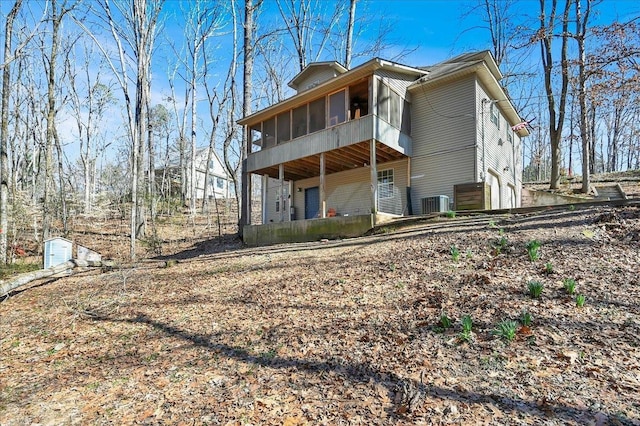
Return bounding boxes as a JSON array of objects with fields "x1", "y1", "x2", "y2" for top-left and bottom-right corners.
[
  {"x1": 49, "y1": 0, "x2": 640, "y2": 166},
  {"x1": 351, "y1": 0, "x2": 640, "y2": 66}
]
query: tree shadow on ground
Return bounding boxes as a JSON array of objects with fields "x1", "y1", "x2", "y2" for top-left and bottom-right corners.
[
  {"x1": 88, "y1": 311, "x2": 636, "y2": 424},
  {"x1": 151, "y1": 234, "x2": 244, "y2": 261}
]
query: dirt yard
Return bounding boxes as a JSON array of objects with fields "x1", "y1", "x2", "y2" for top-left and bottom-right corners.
[{"x1": 1, "y1": 204, "x2": 639, "y2": 425}]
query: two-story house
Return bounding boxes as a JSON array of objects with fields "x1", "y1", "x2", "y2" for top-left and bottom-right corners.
[
  {"x1": 238, "y1": 51, "x2": 529, "y2": 246},
  {"x1": 156, "y1": 147, "x2": 232, "y2": 202}
]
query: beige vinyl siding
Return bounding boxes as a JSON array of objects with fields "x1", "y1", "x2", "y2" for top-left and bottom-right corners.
[
  {"x1": 409, "y1": 75, "x2": 477, "y2": 212},
  {"x1": 476, "y1": 80, "x2": 523, "y2": 207},
  {"x1": 296, "y1": 67, "x2": 341, "y2": 92},
  {"x1": 290, "y1": 159, "x2": 409, "y2": 218},
  {"x1": 263, "y1": 177, "x2": 291, "y2": 223}
]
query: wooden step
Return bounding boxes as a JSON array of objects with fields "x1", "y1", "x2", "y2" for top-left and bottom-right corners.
[{"x1": 594, "y1": 184, "x2": 627, "y2": 200}]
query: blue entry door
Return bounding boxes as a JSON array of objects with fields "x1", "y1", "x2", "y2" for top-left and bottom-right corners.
[{"x1": 305, "y1": 187, "x2": 320, "y2": 219}]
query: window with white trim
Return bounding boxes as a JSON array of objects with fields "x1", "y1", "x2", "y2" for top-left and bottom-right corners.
[
  {"x1": 490, "y1": 103, "x2": 500, "y2": 129},
  {"x1": 377, "y1": 169, "x2": 394, "y2": 199}
]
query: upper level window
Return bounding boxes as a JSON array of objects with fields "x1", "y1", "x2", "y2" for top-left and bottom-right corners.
[
  {"x1": 276, "y1": 111, "x2": 291, "y2": 144},
  {"x1": 328, "y1": 90, "x2": 346, "y2": 126},
  {"x1": 263, "y1": 117, "x2": 276, "y2": 148},
  {"x1": 292, "y1": 104, "x2": 307, "y2": 139},
  {"x1": 349, "y1": 80, "x2": 369, "y2": 119},
  {"x1": 309, "y1": 97, "x2": 326, "y2": 133},
  {"x1": 251, "y1": 78, "x2": 372, "y2": 146},
  {"x1": 250, "y1": 124, "x2": 262, "y2": 150},
  {"x1": 377, "y1": 79, "x2": 389, "y2": 121},
  {"x1": 490, "y1": 103, "x2": 500, "y2": 129},
  {"x1": 401, "y1": 99, "x2": 411, "y2": 135},
  {"x1": 216, "y1": 177, "x2": 224, "y2": 189},
  {"x1": 377, "y1": 78, "x2": 407, "y2": 132},
  {"x1": 390, "y1": 90, "x2": 402, "y2": 129}
]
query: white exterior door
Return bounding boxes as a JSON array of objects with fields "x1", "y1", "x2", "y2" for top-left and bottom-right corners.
[{"x1": 487, "y1": 171, "x2": 501, "y2": 209}]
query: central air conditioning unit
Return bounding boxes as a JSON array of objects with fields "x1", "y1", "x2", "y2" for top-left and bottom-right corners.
[{"x1": 421, "y1": 195, "x2": 450, "y2": 214}]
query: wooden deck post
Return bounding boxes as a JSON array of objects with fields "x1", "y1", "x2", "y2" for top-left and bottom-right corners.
[
  {"x1": 279, "y1": 164, "x2": 285, "y2": 222},
  {"x1": 370, "y1": 139, "x2": 378, "y2": 218},
  {"x1": 261, "y1": 174, "x2": 268, "y2": 224},
  {"x1": 320, "y1": 153, "x2": 326, "y2": 218}
]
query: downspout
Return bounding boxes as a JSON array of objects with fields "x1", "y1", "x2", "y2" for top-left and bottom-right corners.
[
  {"x1": 513, "y1": 129, "x2": 522, "y2": 207},
  {"x1": 481, "y1": 99, "x2": 488, "y2": 182}
]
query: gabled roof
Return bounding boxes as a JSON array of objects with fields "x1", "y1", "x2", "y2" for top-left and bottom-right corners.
[
  {"x1": 416, "y1": 51, "x2": 502, "y2": 83},
  {"x1": 288, "y1": 61, "x2": 348, "y2": 91},
  {"x1": 410, "y1": 50, "x2": 529, "y2": 137},
  {"x1": 238, "y1": 58, "x2": 427, "y2": 126},
  {"x1": 159, "y1": 147, "x2": 229, "y2": 176}
]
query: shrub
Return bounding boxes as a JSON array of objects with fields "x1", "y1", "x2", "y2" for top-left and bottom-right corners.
[
  {"x1": 450, "y1": 245, "x2": 461, "y2": 262},
  {"x1": 459, "y1": 315, "x2": 473, "y2": 343},
  {"x1": 494, "y1": 320, "x2": 518, "y2": 342},
  {"x1": 528, "y1": 281, "x2": 544, "y2": 298},
  {"x1": 526, "y1": 240, "x2": 541, "y2": 261},
  {"x1": 563, "y1": 278, "x2": 576, "y2": 294},
  {"x1": 440, "y1": 312, "x2": 452, "y2": 329}
]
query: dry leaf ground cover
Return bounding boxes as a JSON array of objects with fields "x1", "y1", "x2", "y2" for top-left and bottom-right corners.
[{"x1": 1, "y1": 204, "x2": 640, "y2": 425}]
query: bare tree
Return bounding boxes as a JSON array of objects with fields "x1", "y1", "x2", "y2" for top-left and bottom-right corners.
[
  {"x1": 344, "y1": 0, "x2": 356, "y2": 69},
  {"x1": 589, "y1": 19, "x2": 640, "y2": 174},
  {"x1": 275, "y1": 0, "x2": 345, "y2": 72},
  {"x1": 201, "y1": 1, "x2": 236, "y2": 214},
  {"x1": 67, "y1": 41, "x2": 115, "y2": 213},
  {"x1": 0, "y1": 0, "x2": 23, "y2": 264},
  {"x1": 574, "y1": 0, "x2": 593, "y2": 192},
  {"x1": 41, "y1": 0, "x2": 79, "y2": 240},
  {"x1": 180, "y1": 0, "x2": 225, "y2": 218},
  {"x1": 82, "y1": 0, "x2": 164, "y2": 260},
  {"x1": 166, "y1": 64, "x2": 190, "y2": 207},
  {"x1": 240, "y1": 0, "x2": 263, "y2": 231},
  {"x1": 536, "y1": 0, "x2": 571, "y2": 189}
]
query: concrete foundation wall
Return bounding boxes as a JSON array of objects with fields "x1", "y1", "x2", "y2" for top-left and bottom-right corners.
[
  {"x1": 243, "y1": 214, "x2": 375, "y2": 246},
  {"x1": 522, "y1": 188, "x2": 588, "y2": 207}
]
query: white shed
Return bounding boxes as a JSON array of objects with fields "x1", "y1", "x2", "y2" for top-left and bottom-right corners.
[{"x1": 44, "y1": 237, "x2": 73, "y2": 269}]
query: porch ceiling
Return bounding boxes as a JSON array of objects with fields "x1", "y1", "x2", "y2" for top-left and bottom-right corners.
[{"x1": 252, "y1": 141, "x2": 406, "y2": 181}]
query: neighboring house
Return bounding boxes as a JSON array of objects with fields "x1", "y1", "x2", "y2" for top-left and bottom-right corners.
[
  {"x1": 238, "y1": 51, "x2": 529, "y2": 244},
  {"x1": 156, "y1": 147, "x2": 232, "y2": 201}
]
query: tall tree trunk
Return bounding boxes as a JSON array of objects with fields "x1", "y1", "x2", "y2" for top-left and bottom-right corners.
[
  {"x1": 588, "y1": 102, "x2": 596, "y2": 174},
  {"x1": 576, "y1": 0, "x2": 592, "y2": 193},
  {"x1": 190, "y1": 46, "x2": 197, "y2": 218},
  {"x1": 147, "y1": 85, "x2": 155, "y2": 221},
  {"x1": 0, "y1": 0, "x2": 22, "y2": 265},
  {"x1": 345, "y1": 0, "x2": 356, "y2": 69},
  {"x1": 54, "y1": 127, "x2": 68, "y2": 235},
  {"x1": 539, "y1": 0, "x2": 570, "y2": 189},
  {"x1": 43, "y1": 0, "x2": 63, "y2": 242},
  {"x1": 240, "y1": 0, "x2": 261, "y2": 232},
  {"x1": 133, "y1": 0, "x2": 150, "y2": 241}
]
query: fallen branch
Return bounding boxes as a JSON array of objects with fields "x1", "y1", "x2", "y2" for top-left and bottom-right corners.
[{"x1": 1, "y1": 259, "x2": 115, "y2": 296}]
